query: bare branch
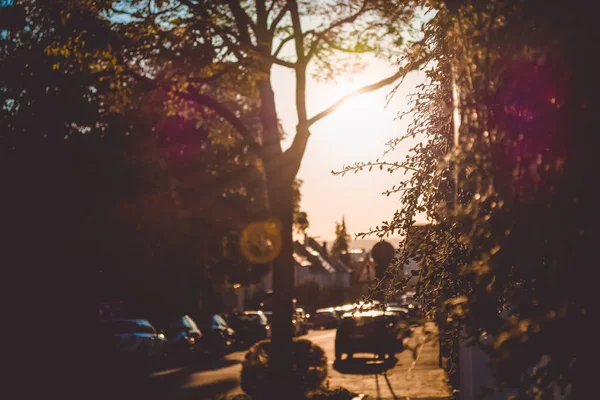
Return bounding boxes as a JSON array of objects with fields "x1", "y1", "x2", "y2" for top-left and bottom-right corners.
[
  {"x1": 273, "y1": 34, "x2": 295, "y2": 57},
  {"x1": 308, "y1": 51, "x2": 432, "y2": 127},
  {"x1": 225, "y1": 0, "x2": 256, "y2": 46},
  {"x1": 271, "y1": 57, "x2": 296, "y2": 68},
  {"x1": 307, "y1": 70, "x2": 403, "y2": 127},
  {"x1": 289, "y1": 0, "x2": 306, "y2": 65},
  {"x1": 268, "y1": 2, "x2": 290, "y2": 35}
]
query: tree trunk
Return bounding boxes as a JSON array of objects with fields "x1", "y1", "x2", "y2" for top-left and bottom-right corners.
[
  {"x1": 256, "y1": 56, "x2": 298, "y2": 390},
  {"x1": 265, "y1": 169, "x2": 295, "y2": 392}
]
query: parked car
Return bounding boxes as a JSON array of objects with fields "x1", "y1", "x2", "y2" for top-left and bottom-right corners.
[
  {"x1": 162, "y1": 315, "x2": 204, "y2": 361},
  {"x1": 309, "y1": 309, "x2": 340, "y2": 330},
  {"x1": 262, "y1": 310, "x2": 273, "y2": 324},
  {"x1": 397, "y1": 293, "x2": 422, "y2": 317},
  {"x1": 226, "y1": 310, "x2": 271, "y2": 347},
  {"x1": 196, "y1": 314, "x2": 236, "y2": 355},
  {"x1": 334, "y1": 310, "x2": 405, "y2": 361},
  {"x1": 99, "y1": 318, "x2": 167, "y2": 370},
  {"x1": 295, "y1": 308, "x2": 309, "y2": 335},
  {"x1": 386, "y1": 306, "x2": 409, "y2": 320}
]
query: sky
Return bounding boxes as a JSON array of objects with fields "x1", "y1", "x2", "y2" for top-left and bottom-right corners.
[{"x1": 272, "y1": 59, "x2": 428, "y2": 243}]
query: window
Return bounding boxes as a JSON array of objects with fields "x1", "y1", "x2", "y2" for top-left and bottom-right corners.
[{"x1": 240, "y1": 313, "x2": 268, "y2": 325}]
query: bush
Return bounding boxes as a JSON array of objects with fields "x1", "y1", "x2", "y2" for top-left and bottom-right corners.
[
  {"x1": 308, "y1": 387, "x2": 360, "y2": 400},
  {"x1": 241, "y1": 338, "x2": 328, "y2": 399}
]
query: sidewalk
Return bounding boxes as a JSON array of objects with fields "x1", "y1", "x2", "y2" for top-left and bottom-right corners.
[{"x1": 328, "y1": 322, "x2": 453, "y2": 400}]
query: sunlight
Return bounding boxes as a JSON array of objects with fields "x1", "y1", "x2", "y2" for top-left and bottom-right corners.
[{"x1": 316, "y1": 83, "x2": 394, "y2": 162}]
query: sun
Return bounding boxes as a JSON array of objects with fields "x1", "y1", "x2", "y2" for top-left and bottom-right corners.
[{"x1": 315, "y1": 84, "x2": 393, "y2": 161}]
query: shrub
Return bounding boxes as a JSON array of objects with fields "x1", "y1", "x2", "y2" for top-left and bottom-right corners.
[
  {"x1": 308, "y1": 387, "x2": 360, "y2": 400},
  {"x1": 241, "y1": 338, "x2": 328, "y2": 399}
]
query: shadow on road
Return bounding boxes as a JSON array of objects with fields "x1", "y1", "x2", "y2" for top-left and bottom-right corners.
[
  {"x1": 93, "y1": 357, "x2": 242, "y2": 400},
  {"x1": 333, "y1": 356, "x2": 398, "y2": 375},
  {"x1": 175, "y1": 378, "x2": 239, "y2": 400},
  {"x1": 158, "y1": 355, "x2": 241, "y2": 374}
]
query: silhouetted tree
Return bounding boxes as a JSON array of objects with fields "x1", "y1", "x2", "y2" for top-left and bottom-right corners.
[{"x1": 332, "y1": 217, "x2": 351, "y2": 266}]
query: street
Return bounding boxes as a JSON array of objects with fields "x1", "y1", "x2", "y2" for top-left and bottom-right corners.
[{"x1": 137, "y1": 322, "x2": 451, "y2": 400}]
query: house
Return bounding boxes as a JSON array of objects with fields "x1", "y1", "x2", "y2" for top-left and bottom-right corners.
[
  {"x1": 304, "y1": 236, "x2": 352, "y2": 289},
  {"x1": 239, "y1": 234, "x2": 353, "y2": 310}
]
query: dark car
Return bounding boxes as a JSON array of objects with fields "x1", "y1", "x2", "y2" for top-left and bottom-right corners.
[
  {"x1": 162, "y1": 315, "x2": 204, "y2": 361},
  {"x1": 309, "y1": 309, "x2": 340, "y2": 330},
  {"x1": 227, "y1": 310, "x2": 271, "y2": 347},
  {"x1": 98, "y1": 318, "x2": 167, "y2": 371},
  {"x1": 262, "y1": 310, "x2": 273, "y2": 324},
  {"x1": 334, "y1": 310, "x2": 405, "y2": 361},
  {"x1": 196, "y1": 314, "x2": 236, "y2": 355}
]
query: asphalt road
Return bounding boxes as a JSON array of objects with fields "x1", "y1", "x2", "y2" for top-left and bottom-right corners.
[{"x1": 112, "y1": 324, "x2": 450, "y2": 400}]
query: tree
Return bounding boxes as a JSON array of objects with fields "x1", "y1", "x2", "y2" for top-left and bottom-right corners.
[
  {"x1": 336, "y1": 0, "x2": 596, "y2": 397},
  {"x1": 0, "y1": 0, "x2": 270, "y2": 324},
  {"x1": 331, "y1": 217, "x2": 351, "y2": 266},
  {"x1": 94, "y1": 1, "x2": 419, "y2": 387}
]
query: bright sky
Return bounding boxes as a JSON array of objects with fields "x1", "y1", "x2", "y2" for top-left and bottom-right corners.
[{"x1": 273, "y1": 59, "x2": 428, "y2": 242}]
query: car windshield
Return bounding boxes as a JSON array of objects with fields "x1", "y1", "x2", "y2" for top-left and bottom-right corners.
[
  {"x1": 109, "y1": 320, "x2": 155, "y2": 334},
  {"x1": 341, "y1": 315, "x2": 386, "y2": 335},
  {"x1": 239, "y1": 313, "x2": 268, "y2": 325},
  {"x1": 212, "y1": 315, "x2": 228, "y2": 328},
  {"x1": 315, "y1": 311, "x2": 335, "y2": 319}
]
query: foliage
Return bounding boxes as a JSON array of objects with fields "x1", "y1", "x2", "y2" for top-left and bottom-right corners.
[
  {"x1": 292, "y1": 179, "x2": 310, "y2": 234},
  {"x1": 241, "y1": 338, "x2": 328, "y2": 399},
  {"x1": 308, "y1": 387, "x2": 359, "y2": 400},
  {"x1": 334, "y1": 0, "x2": 595, "y2": 396},
  {"x1": 0, "y1": 0, "x2": 274, "y2": 319}
]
